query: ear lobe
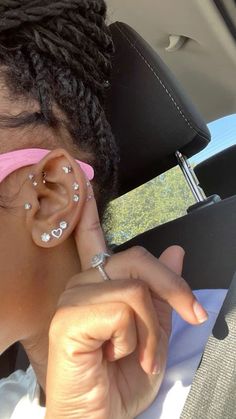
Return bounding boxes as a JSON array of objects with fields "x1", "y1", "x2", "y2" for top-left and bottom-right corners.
[{"x1": 25, "y1": 148, "x2": 89, "y2": 248}]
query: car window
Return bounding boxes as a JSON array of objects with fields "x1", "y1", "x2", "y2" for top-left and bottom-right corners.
[
  {"x1": 104, "y1": 114, "x2": 236, "y2": 246},
  {"x1": 190, "y1": 114, "x2": 236, "y2": 165}
]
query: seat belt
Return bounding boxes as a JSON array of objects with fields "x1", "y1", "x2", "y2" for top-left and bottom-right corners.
[{"x1": 180, "y1": 273, "x2": 236, "y2": 419}]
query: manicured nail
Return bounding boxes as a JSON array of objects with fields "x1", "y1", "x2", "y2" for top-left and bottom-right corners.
[{"x1": 193, "y1": 300, "x2": 208, "y2": 323}]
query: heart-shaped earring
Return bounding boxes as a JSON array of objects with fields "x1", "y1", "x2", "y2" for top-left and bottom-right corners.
[{"x1": 51, "y1": 228, "x2": 63, "y2": 239}]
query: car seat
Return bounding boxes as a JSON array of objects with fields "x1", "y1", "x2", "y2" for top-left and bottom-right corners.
[
  {"x1": 194, "y1": 145, "x2": 236, "y2": 199},
  {"x1": 107, "y1": 22, "x2": 236, "y2": 291}
]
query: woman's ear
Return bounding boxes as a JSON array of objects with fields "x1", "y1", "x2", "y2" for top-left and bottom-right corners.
[{"x1": 23, "y1": 148, "x2": 91, "y2": 248}]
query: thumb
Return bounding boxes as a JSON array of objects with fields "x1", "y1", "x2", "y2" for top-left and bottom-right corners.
[{"x1": 159, "y1": 246, "x2": 185, "y2": 276}]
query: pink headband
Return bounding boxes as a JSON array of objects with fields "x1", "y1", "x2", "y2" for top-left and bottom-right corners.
[{"x1": 0, "y1": 148, "x2": 94, "y2": 183}]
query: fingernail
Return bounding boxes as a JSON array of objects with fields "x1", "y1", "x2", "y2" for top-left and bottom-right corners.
[{"x1": 193, "y1": 300, "x2": 208, "y2": 323}]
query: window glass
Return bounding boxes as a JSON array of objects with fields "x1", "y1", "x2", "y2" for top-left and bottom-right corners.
[
  {"x1": 104, "y1": 166, "x2": 195, "y2": 245},
  {"x1": 104, "y1": 114, "x2": 236, "y2": 246},
  {"x1": 190, "y1": 114, "x2": 236, "y2": 165}
]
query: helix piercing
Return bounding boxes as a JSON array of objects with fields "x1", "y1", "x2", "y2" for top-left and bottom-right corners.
[
  {"x1": 73, "y1": 194, "x2": 80, "y2": 203},
  {"x1": 72, "y1": 182, "x2": 79, "y2": 191}
]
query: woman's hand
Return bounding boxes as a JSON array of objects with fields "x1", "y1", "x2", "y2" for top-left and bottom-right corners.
[{"x1": 45, "y1": 185, "x2": 208, "y2": 419}]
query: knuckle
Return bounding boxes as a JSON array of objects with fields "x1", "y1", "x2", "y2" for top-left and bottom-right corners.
[
  {"x1": 116, "y1": 303, "x2": 134, "y2": 328},
  {"x1": 129, "y1": 245, "x2": 149, "y2": 260},
  {"x1": 128, "y1": 279, "x2": 149, "y2": 300},
  {"x1": 173, "y1": 274, "x2": 191, "y2": 294},
  {"x1": 48, "y1": 307, "x2": 74, "y2": 342},
  {"x1": 48, "y1": 312, "x2": 63, "y2": 342}
]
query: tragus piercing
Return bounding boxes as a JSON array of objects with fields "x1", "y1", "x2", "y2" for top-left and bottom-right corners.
[
  {"x1": 33, "y1": 181, "x2": 38, "y2": 187},
  {"x1": 24, "y1": 203, "x2": 32, "y2": 211}
]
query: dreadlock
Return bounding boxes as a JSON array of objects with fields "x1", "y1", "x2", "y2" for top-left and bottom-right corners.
[{"x1": 0, "y1": 0, "x2": 119, "y2": 216}]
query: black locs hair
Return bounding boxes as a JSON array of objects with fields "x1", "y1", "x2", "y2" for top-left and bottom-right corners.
[{"x1": 0, "y1": 0, "x2": 119, "y2": 216}]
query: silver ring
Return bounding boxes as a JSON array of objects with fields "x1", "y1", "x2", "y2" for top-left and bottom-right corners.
[{"x1": 91, "y1": 252, "x2": 111, "y2": 281}]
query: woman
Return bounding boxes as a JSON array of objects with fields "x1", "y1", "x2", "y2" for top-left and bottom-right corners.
[{"x1": 0, "y1": 1, "x2": 223, "y2": 418}]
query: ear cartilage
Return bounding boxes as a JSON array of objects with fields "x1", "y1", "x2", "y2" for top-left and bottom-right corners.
[
  {"x1": 62, "y1": 166, "x2": 73, "y2": 174},
  {"x1": 73, "y1": 194, "x2": 80, "y2": 203},
  {"x1": 24, "y1": 203, "x2": 32, "y2": 211}
]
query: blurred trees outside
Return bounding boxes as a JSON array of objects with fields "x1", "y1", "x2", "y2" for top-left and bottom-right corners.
[{"x1": 104, "y1": 166, "x2": 195, "y2": 245}]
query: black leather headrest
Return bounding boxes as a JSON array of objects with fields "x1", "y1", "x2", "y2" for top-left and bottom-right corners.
[
  {"x1": 105, "y1": 22, "x2": 211, "y2": 195},
  {"x1": 194, "y1": 145, "x2": 236, "y2": 199}
]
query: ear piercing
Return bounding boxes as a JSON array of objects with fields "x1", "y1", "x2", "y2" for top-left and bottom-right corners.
[
  {"x1": 41, "y1": 221, "x2": 68, "y2": 243},
  {"x1": 62, "y1": 166, "x2": 73, "y2": 174},
  {"x1": 28, "y1": 172, "x2": 47, "y2": 186},
  {"x1": 72, "y1": 182, "x2": 79, "y2": 191},
  {"x1": 24, "y1": 203, "x2": 32, "y2": 210},
  {"x1": 29, "y1": 173, "x2": 38, "y2": 187},
  {"x1": 42, "y1": 171, "x2": 47, "y2": 184},
  {"x1": 73, "y1": 194, "x2": 80, "y2": 203}
]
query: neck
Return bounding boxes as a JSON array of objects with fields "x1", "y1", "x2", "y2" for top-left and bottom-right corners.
[{"x1": 20, "y1": 237, "x2": 81, "y2": 392}]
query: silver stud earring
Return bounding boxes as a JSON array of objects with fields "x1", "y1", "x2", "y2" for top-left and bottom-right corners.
[
  {"x1": 62, "y1": 166, "x2": 73, "y2": 174},
  {"x1": 41, "y1": 233, "x2": 51, "y2": 243},
  {"x1": 72, "y1": 182, "x2": 79, "y2": 191},
  {"x1": 28, "y1": 174, "x2": 34, "y2": 180},
  {"x1": 41, "y1": 221, "x2": 68, "y2": 242},
  {"x1": 73, "y1": 194, "x2": 80, "y2": 203},
  {"x1": 24, "y1": 203, "x2": 32, "y2": 211},
  {"x1": 33, "y1": 181, "x2": 38, "y2": 187},
  {"x1": 59, "y1": 221, "x2": 68, "y2": 230},
  {"x1": 51, "y1": 221, "x2": 68, "y2": 240}
]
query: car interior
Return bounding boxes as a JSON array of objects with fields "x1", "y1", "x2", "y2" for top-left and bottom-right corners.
[{"x1": 1, "y1": 1, "x2": 236, "y2": 413}]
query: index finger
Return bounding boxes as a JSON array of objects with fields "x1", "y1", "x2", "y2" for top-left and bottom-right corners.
[{"x1": 74, "y1": 180, "x2": 107, "y2": 271}]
